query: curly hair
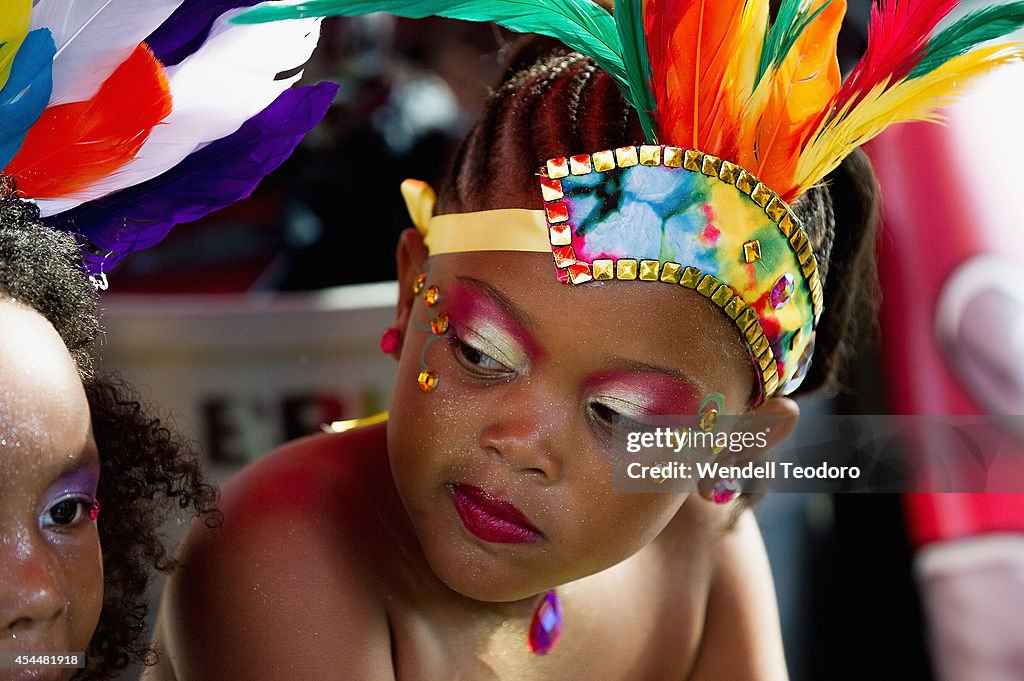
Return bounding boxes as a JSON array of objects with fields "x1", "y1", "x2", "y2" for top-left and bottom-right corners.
[{"x1": 0, "y1": 180, "x2": 220, "y2": 680}]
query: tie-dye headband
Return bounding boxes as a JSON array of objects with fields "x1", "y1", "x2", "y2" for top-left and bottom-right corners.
[{"x1": 240, "y1": 0, "x2": 1024, "y2": 403}]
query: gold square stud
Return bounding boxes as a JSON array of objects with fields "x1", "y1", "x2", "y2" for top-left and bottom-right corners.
[
  {"x1": 735, "y1": 171, "x2": 756, "y2": 195},
  {"x1": 593, "y1": 259, "x2": 614, "y2": 280},
  {"x1": 797, "y1": 242, "x2": 813, "y2": 266},
  {"x1": 718, "y1": 160, "x2": 739, "y2": 184},
  {"x1": 778, "y1": 212, "x2": 797, "y2": 237},
  {"x1": 663, "y1": 146, "x2": 683, "y2": 168},
  {"x1": 639, "y1": 145, "x2": 661, "y2": 166},
  {"x1": 592, "y1": 150, "x2": 616, "y2": 172},
  {"x1": 789, "y1": 228, "x2": 808, "y2": 251},
  {"x1": 750, "y1": 183, "x2": 772, "y2": 207},
  {"x1": 683, "y1": 149, "x2": 702, "y2": 172},
  {"x1": 801, "y1": 255, "x2": 817, "y2": 278},
  {"x1": 766, "y1": 197, "x2": 788, "y2": 222},
  {"x1": 724, "y1": 296, "x2": 745, "y2": 319},
  {"x1": 639, "y1": 259, "x2": 660, "y2": 280},
  {"x1": 616, "y1": 259, "x2": 638, "y2": 280},
  {"x1": 660, "y1": 262, "x2": 682, "y2": 284},
  {"x1": 743, "y1": 240, "x2": 762, "y2": 263},
  {"x1": 701, "y1": 154, "x2": 722, "y2": 177},
  {"x1": 615, "y1": 146, "x2": 639, "y2": 168},
  {"x1": 680, "y1": 266, "x2": 702, "y2": 288},
  {"x1": 751, "y1": 333, "x2": 770, "y2": 357},
  {"x1": 736, "y1": 307, "x2": 758, "y2": 331},
  {"x1": 712, "y1": 285, "x2": 733, "y2": 307},
  {"x1": 697, "y1": 274, "x2": 721, "y2": 297}
]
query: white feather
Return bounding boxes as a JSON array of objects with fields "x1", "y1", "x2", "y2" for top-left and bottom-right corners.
[
  {"x1": 38, "y1": 8, "x2": 323, "y2": 217},
  {"x1": 30, "y1": 0, "x2": 184, "y2": 105}
]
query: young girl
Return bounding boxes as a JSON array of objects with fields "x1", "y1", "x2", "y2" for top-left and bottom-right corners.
[
  {"x1": 150, "y1": 1, "x2": 1024, "y2": 678},
  {"x1": 1, "y1": 3, "x2": 334, "y2": 676},
  {"x1": 0, "y1": 188, "x2": 219, "y2": 680}
]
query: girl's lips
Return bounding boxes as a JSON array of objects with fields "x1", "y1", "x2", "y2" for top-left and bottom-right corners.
[{"x1": 449, "y1": 483, "x2": 543, "y2": 544}]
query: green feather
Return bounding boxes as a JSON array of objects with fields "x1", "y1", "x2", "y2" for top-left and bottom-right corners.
[
  {"x1": 756, "y1": 0, "x2": 835, "y2": 86},
  {"x1": 233, "y1": 0, "x2": 627, "y2": 86},
  {"x1": 615, "y1": 0, "x2": 658, "y2": 141},
  {"x1": 910, "y1": 3, "x2": 1024, "y2": 78}
]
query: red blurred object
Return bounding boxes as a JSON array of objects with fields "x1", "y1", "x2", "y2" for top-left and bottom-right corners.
[{"x1": 866, "y1": 65, "x2": 1024, "y2": 546}]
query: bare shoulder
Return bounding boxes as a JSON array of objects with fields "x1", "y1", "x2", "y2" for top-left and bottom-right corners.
[
  {"x1": 686, "y1": 509, "x2": 789, "y2": 681},
  {"x1": 153, "y1": 423, "x2": 401, "y2": 681}
]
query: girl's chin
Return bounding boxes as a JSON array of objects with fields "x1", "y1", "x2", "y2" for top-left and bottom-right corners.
[{"x1": 420, "y1": 539, "x2": 556, "y2": 603}]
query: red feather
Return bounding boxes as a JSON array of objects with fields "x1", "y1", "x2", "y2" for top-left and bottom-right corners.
[
  {"x1": 833, "y1": 0, "x2": 959, "y2": 111},
  {"x1": 6, "y1": 44, "x2": 171, "y2": 199}
]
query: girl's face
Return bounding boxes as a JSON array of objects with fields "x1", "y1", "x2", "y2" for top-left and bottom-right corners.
[
  {"x1": 0, "y1": 300, "x2": 103, "y2": 672},
  {"x1": 388, "y1": 246, "x2": 780, "y2": 602}
]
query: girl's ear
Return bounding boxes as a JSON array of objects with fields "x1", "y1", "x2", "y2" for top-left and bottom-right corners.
[
  {"x1": 394, "y1": 228, "x2": 429, "y2": 355},
  {"x1": 751, "y1": 396, "x2": 800, "y2": 452}
]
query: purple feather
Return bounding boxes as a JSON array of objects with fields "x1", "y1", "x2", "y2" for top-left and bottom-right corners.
[
  {"x1": 46, "y1": 82, "x2": 339, "y2": 275},
  {"x1": 146, "y1": 0, "x2": 264, "y2": 66}
]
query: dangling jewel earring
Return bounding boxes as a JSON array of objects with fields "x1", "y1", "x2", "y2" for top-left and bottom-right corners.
[
  {"x1": 380, "y1": 326, "x2": 401, "y2": 355},
  {"x1": 527, "y1": 589, "x2": 563, "y2": 655},
  {"x1": 711, "y1": 480, "x2": 740, "y2": 504}
]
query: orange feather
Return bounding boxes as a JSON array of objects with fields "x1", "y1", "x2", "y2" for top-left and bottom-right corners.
[
  {"x1": 6, "y1": 44, "x2": 171, "y2": 199},
  {"x1": 748, "y1": 0, "x2": 844, "y2": 199},
  {"x1": 646, "y1": 0, "x2": 745, "y2": 148}
]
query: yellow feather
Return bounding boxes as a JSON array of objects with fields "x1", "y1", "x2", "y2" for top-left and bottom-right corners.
[
  {"x1": 793, "y1": 43, "x2": 1024, "y2": 196},
  {"x1": 0, "y1": 0, "x2": 31, "y2": 92}
]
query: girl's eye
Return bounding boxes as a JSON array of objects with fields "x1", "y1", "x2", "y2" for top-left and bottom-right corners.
[
  {"x1": 449, "y1": 335, "x2": 514, "y2": 376},
  {"x1": 588, "y1": 398, "x2": 650, "y2": 435},
  {"x1": 42, "y1": 497, "x2": 98, "y2": 529}
]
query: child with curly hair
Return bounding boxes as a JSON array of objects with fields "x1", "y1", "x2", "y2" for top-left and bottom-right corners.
[{"x1": 0, "y1": 187, "x2": 219, "y2": 680}]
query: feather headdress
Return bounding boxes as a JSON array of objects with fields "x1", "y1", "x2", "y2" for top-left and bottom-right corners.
[
  {"x1": 0, "y1": 0, "x2": 338, "y2": 278},
  {"x1": 234, "y1": 0, "x2": 1024, "y2": 202},
  {"x1": 233, "y1": 0, "x2": 1024, "y2": 402}
]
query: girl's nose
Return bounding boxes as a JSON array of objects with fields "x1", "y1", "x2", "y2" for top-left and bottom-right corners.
[
  {"x1": 0, "y1": 537, "x2": 67, "y2": 634},
  {"x1": 478, "y1": 381, "x2": 563, "y2": 484}
]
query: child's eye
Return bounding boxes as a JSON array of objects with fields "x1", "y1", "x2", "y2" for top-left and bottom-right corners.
[
  {"x1": 449, "y1": 334, "x2": 514, "y2": 377},
  {"x1": 589, "y1": 399, "x2": 643, "y2": 430},
  {"x1": 42, "y1": 496, "x2": 98, "y2": 529}
]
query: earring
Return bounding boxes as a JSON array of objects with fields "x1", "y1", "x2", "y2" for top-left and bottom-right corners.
[
  {"x1": 380, "y1": 326, "x2": 401, "y2": 355},
  {"x1": 700, "y1": 477, "x2": 741, "y2": 503},
  {"x1": 528, "y1": 589, "x2": 563, "y2": 655}
]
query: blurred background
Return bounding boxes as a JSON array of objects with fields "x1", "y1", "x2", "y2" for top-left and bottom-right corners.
[{"x1": 96, "y1": 3, "x2": 1024, "y2": 680}]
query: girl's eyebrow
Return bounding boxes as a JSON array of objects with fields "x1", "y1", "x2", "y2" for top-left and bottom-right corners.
[
  {"x1": 47, "y1": 451, "x2": 101, "y2": 495},
  {"x1": 597, "y1": 360, "x2": 707, "y2": 396},
  {"x1": 452, "y1": 276, "x2": 545, "y2": 359},
  {"x1": 454, "y1": 276, "x2": 537, "y2": 331}
]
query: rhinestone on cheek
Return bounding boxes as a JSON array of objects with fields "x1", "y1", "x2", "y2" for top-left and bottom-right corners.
[{"x1": 417, "y1": 370, "x2": 439, "y2": 392}]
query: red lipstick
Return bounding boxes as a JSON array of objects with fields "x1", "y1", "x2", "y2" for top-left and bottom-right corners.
[{"x1": 449, "y1": 483, "x2": 543, "y2": 544}]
